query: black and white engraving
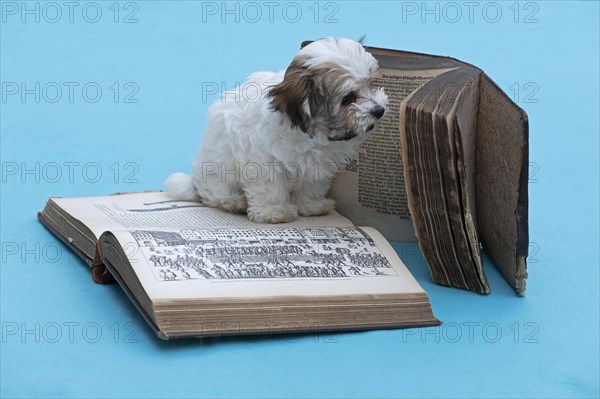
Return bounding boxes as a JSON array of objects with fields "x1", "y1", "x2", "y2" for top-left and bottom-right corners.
[{"x1": 130, "y1": 227, "x2": 397, "y2": 282}]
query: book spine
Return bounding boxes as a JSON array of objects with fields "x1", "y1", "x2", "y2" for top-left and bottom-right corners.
[{"x1": 92, "y1": 239, "x2": 116, "y2": 284}]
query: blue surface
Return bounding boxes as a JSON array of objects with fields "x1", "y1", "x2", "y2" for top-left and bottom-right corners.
[{"x1": 1, "y1": 1, "x2": 599, "y2": 398}]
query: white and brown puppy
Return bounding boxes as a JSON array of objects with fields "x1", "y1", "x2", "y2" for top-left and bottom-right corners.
[{"x1": 165, "y1": 37, "x2": 388, "y2": 223}]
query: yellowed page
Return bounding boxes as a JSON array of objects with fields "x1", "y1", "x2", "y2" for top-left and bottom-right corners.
[
  {"x1": 52, "y1": 191, "x2": 354, "y2": 238},
  {"x1": 109, "y1": 226, "x2": 425, "y2": 302}
]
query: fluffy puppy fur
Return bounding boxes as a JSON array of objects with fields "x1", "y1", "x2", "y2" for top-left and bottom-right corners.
[{"x1": 165, "y1": 37, "x2": 388, "y2": 223}]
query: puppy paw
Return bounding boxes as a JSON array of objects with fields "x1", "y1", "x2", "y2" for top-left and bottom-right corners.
[
  {"x1": 297, "y1": 198, "x2": 336, "y2": 217},
  {"x1": 248, "y1": 204, "x2": 298, "y2": 224},
  {"x1": 219, "y1": 195, "x2": 248, "y2": 214}
]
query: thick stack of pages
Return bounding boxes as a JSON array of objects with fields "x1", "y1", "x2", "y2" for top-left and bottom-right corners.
[{"x1": 401, "y1": 67, "x2": 488, "y2": 294}]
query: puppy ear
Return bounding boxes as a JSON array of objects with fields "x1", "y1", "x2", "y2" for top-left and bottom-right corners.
[{"x1": 269, "y1": 60, "x2": 312, "y2": 133}]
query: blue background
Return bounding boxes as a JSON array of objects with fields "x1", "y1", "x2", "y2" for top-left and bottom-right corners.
[{"x1": 1, "y1": 1, "x2": 598, "y2": 397}]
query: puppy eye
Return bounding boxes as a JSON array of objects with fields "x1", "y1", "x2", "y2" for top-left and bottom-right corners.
[{"x1": 341, "y1": 92, "x2": 357, "y2": 106}]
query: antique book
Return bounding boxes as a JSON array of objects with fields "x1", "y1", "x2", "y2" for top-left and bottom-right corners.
[
  {"x1": 317, "y1": 43, "x2": 529, "y2": 296},
  {"x1": 38, "y1": 191, "x2": 440, "y2": 339}
]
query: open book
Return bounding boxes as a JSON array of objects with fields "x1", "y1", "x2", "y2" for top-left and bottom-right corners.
[
  {"x1": 320, "y1": 43, "x2": 529, "y2": 296},
  {"x1": 38, "y1": 191, "x2": 439, "y2": 339}
]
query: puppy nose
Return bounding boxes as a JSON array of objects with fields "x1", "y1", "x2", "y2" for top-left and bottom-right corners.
[{"x1": 371, "y1": 105, "x2": 385, "y2": 119}]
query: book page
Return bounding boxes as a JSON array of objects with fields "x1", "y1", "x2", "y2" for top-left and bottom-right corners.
[
  {"x1": 52, "y1": 192, "x2": 354, "y2": 238},
  {"x1": 108, "y1": 226, "x2": 425, "y2": 301},
  {"x1": 329, "y1": 67, "x2": 456, "y2": 242}
]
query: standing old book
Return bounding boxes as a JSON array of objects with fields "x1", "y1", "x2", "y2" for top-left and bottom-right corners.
[
  {"x1": 317, "y1": 43, "x2": 529, "y2": 296},
  {"x1": 39, "y1": 191, "x2": 440, "y2": 339}
]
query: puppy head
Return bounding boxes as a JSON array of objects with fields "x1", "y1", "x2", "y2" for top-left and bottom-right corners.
[{"x1": 269, "y1": 37, "x2": 388, "y2": 141}]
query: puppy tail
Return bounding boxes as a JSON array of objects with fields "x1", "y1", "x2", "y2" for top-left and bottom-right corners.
[{"x1": 164, "y1": 173, "x2": 200, "y2": 201}]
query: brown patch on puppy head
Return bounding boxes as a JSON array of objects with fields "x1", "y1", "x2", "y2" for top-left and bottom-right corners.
[
  {"x1": 306, "y1": 65, "x2": 368, "y2": 141},
  {"x1": 269, "y1": 59, "x2": 313, "y2": 133},
  {"x1": 309, "y1": 63, "x2": 353, "y2": 111}
]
